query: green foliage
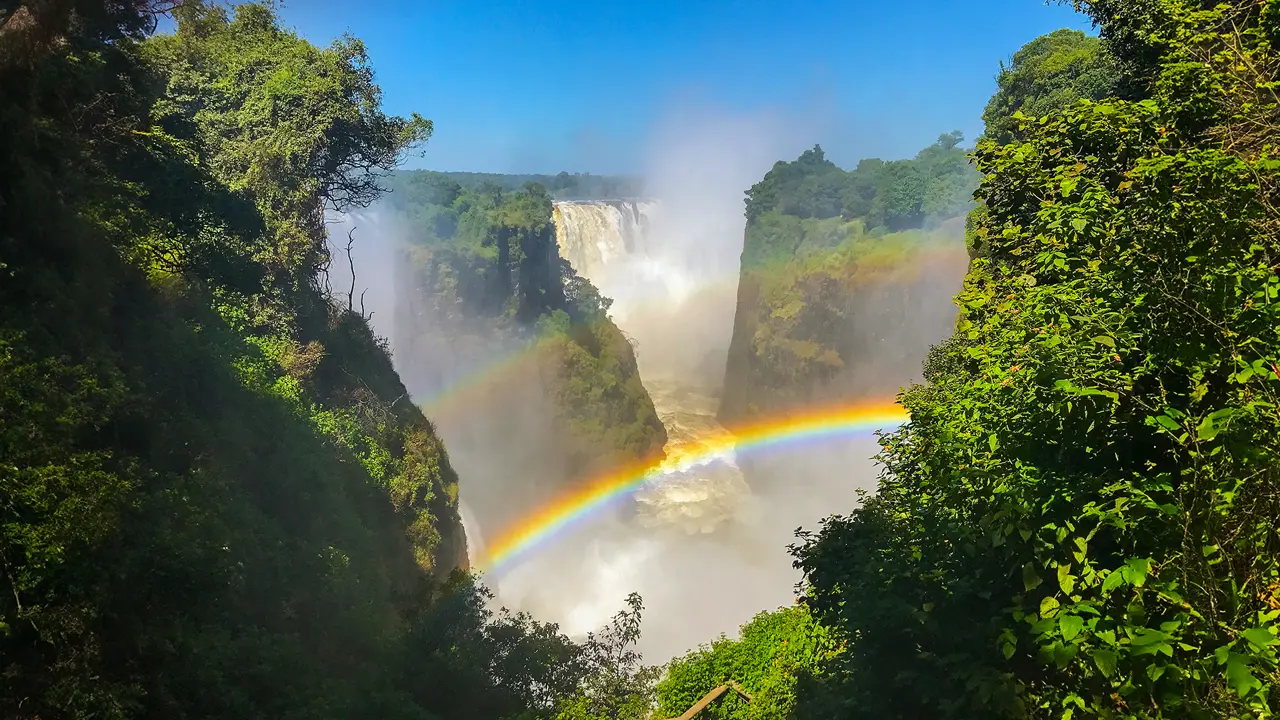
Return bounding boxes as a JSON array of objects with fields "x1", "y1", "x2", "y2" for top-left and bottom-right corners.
[
  {"x1": 981, "y1": 29, "x2": 1117, "y2": 145},
  {"x1": 724, "y1": 134, "x2": 974, "y2": 425},
  {"x1": 0, "y1": 2, "x2": 651, "y2": 718},
  {"x1": 654, "y1": 605, "x2": 841, "y2": 720},
  {"x1": 742, "y1": 228, "x2": 959, "y2": 399},
  {"x1": 390, "y1": 169, "x2": 645, "y2": 203},
  {"x1": 720, "y1": 220, "x2": 968, "y2": 423},
  {"x1": 792, "y1": 0, "x2": 1280, "y2": 717},
  {"x1": 742, "y1": 136, "x2": 977, "y2": 249},
  {"x1": 146, "y1": 1, "x2": 431, "y2": 283},
  {"x1": 553, "y1": 593, "x2": 662, "y2": 720}
]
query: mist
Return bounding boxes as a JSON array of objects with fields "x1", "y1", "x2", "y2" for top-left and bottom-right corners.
[
  {"x1": 489, "y1": 102, "x2": 934, "y2": 663},
  {"x1": 610, "y1": 103, "x2": 815, "y2": 387},
  {"x1": 325, "y1": 100, "x2": 966, "y2": 665}
]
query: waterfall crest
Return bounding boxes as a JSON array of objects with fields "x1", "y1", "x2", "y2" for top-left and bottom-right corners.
[{"x1": 553, "y1": 200, "x2": 656, "y2": 280}]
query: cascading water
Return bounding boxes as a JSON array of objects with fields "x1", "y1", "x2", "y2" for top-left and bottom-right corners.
[
  {"x1": 330, "y1": 194, "x2": 808, "y2": 662},
  {"x1": 552, "y1": 201, "x2": 752, "y2": 534}
]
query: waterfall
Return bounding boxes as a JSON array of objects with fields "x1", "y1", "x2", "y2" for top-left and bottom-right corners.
[
  {"x1": 551, "y1": 200, "x2": 751, "y2": 536},
  {"x1": 553, "y1": 200, "x2": 656, "y2": 280}
]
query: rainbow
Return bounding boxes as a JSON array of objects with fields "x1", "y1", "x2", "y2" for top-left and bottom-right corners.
[
  {"x1": 476, "y1": 398, "x2": 910, "y2": 576},
  {"x1": 416, "y1": 337, "x2": 556, "y2": 416}
]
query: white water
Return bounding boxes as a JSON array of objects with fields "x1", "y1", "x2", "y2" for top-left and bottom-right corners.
[
  {"x1": 327, "y1": 154, "x2": 891, "y2": 662},
  {"x1": 467, "y1": 199, "x2": 771, "y2": 657},
  {"x1": 553, "y1": 200, "x2": 750, "y2": 531}
]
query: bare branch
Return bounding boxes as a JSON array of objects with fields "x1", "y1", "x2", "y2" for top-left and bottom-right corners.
[{"x1": 345, "y1": 225, "x2": 357, "y2": 312}]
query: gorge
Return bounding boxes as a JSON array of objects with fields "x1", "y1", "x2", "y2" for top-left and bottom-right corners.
[
  {"x1": 13, "y1": 2, "x2": 1270, "y2": 716},
  {"x1": 338, "y1": 181, "x2": 971, "y2": 660}
]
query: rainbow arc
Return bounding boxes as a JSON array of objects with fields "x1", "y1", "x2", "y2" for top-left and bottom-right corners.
[{"x1": 476, "y1": 398, "x2": 909, "y2": 576}]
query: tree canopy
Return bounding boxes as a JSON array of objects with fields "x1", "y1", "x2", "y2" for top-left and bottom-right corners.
[
  {"x1": 793, "y1": 2, "x2": 1280, "y2": 717},
  {"x1": 980, "y1": 28, "x2": 1116, "y2": 145},
  {"x1": 0, "y1": 2, "x2": 654, "y2": 718},
  {"x1": 741, "y1": 135, "x2": 977, "y2": 268}
]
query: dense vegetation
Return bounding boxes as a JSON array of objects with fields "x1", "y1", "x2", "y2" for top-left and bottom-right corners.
[
  {"x1": 13, "y1": 0, "x2": 1280, "y2": 718},
  {"x1": 741, "y1": 134, "x2": 976, "y2": 265},
  {"x1": 720, "y1": 135, "x2": 975, "y2": 423},
  {"x1": 980, "y1": 28, "x2": 1116, "y2": 145},
  {"x1": 719, "y1": 225, "x2": 968, "y2": 422},
  {"x1": 0, "y1": 2, "x2": 654, "y2": 718},
  {"x1": 653, "y1": 606, "x2": 841, "y2": 720},
  {"x1": 790, "y1": 0, "x2": 1280, "y2": 717},
  {"x1": 393, "y1": 169, "x2": 645, "y2": 202}
]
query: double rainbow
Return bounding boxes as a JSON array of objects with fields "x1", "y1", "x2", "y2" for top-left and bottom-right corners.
[{"x1": 475, "y1": 398, "x2": 909, "y2": 576}]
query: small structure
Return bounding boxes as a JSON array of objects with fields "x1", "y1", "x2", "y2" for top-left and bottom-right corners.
[{"x1": 662, "y1": 681, "x2": 753, "y2": 720}]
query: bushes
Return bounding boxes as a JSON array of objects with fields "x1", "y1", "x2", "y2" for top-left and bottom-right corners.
[
  {"x1": 792, "y1": 1, "x2": 1280, "y2": 716},
  {"x1": 654, "y1": 606, "x2": 840, "y2": 720},
  {"x1": 0, "y1": 2, "x2": 635, "y2": 717}
]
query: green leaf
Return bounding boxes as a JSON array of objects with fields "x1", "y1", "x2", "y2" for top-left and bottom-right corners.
[
  {"x1": 1057, "y1": 564, "x2": 1075, "y2": 595},
  {"x1": 1130, "y1": 629, "x2": 1166, "y2": 646},
  {"x1": 1091, "y1": 335, "x2": 1115, "y2": 348},
  {"x1": 1070, "y1": 218, "x2": 1087, "y2": 232},
  {"x1": 1023, "y1": 563, "x2": 1042, "y2": 591},
  {"x1": 1241, "y1": 627, "x2": 1277, "y2": 649},
  {"x1": 1226, "y1": 653, "x2": 1261, "y2": 696},
  {"x1": 988, "y1": 433, "x2": 1000, "y2": 452},
  {"x1": 1092, "y1": 649, "x2": 1118, "y2": 677},
  {"x1": 1060, "y1": 614, "x2": 1084, "y2": 642},
  {"x1": 1101, "y1": 569, "x2": 1126, "y2": 594},
  {"x1": 1124, "y1": 558, "x2": 1150, "y2": 588},
  {"x1": 1072, "y1": 537, "x2": 1088, "y2": 563},
  {"x1": 1040, "y1": 596, "x2": 1061, "y2": 619},
  {"x1": 1197, "y1": 407, "x2": 1241, "y2": 441}
]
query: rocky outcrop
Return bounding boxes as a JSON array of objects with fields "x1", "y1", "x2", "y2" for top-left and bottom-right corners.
[{"x1": 720, "y1": 225, "x2": 970, "y2": 424}]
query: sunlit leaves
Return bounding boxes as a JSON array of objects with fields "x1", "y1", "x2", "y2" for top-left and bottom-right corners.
[{"x1": 792, "y1": 1, "x2": 1280, "y2": 717}]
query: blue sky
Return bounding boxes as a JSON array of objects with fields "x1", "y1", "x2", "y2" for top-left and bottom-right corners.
[{"x1": 265, "y1": 0, "x2": 1093, "y2": 174}]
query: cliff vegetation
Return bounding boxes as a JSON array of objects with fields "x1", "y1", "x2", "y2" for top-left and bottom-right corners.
[
  {"x1": 722, "y1": 29, "x2": 1117, "y2": 425},
  {"x1": 790, "y1": 0, "x2": 1280, "y2": 716},
  {"x1": 0, "y1": 2, "x2": 654, "y2": 718},
  {"x1": 382, "y1": 171, "x2": 666, "y2": 519}
]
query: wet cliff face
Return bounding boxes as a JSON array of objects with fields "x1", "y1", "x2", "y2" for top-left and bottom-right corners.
[
  {"x1": 719, "y1": 223, "x2": 970, "y2": 424},
  {"x1": 387, "y1": 211, "x2": 666, "y2": 547}
]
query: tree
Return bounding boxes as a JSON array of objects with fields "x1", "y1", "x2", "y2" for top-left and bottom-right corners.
[
  {"x1": 553, "y1": 593, "x2": 662, "y2": 720},
  {"x1": 147, "y1": 1, "x2": 432, "y2": 283},
  {"x1": 655, "y1": 605, "x2": 841, "y2": 720},
  {"x1": 794, "y1": 0, "x2": 1280, "y2": 717},
  {"x1": 0, "y1": 2, "x2": 625, "y2": 717},
  {"x1": 980, "y1": 28, "x2": 1115, "y2": 145}
]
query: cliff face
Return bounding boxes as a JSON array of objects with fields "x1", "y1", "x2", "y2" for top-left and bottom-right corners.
[
  {"x1": 388, "y1": 186, "x2": 666, "y2": 537},
  {"x1": 720, "y1": 222, "x2": 970, "y2": 424},
  {"x1": 720, "y1": 141, "x2": 978, "y2": 423},
  {"x1": 719, "y1": 230, "x2": 764, "y2": 421}
]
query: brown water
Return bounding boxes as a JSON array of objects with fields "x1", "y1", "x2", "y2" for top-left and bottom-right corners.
[{"x1": 631, "y1": 378, "x2": 753, "y2": 534}]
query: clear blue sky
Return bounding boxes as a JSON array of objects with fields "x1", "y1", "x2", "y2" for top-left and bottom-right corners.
[{"x1": 265, "y1": 0, "x2": 1093, "y2": 174}]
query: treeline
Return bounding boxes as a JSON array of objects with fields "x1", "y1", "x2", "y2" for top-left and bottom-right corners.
[
  {"x1": 393, "y1": 169, "x2": 645, "y2": 202},
  {"x1": 0, "y1": 2, "x2": 655, "y2": 719},
  {"x1": 740, "y1": 133, "x2": 976, "y2": 264},
  {"x1": 707, "y1": 12, "x2": 1280, "y2": 719}
]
